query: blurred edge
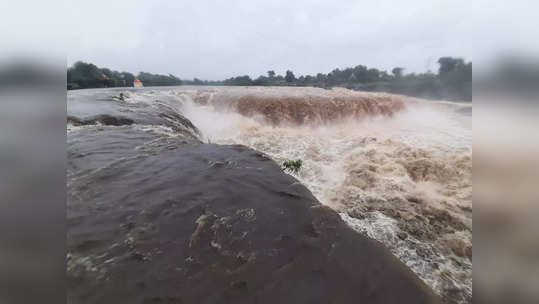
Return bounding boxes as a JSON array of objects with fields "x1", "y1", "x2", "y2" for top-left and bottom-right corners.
[
  {"x1": 2, "y1": 55, "x2": 539, "y2": 304},
  {"x1": 474, "y1": 54, "x2": 539, "y2": 304},
  {"x1": 0, "y1": 56, "x2": 66, "y2": 304},
  {"x1": 1, "y1": 0, "x2": 539, "y2": 303}
]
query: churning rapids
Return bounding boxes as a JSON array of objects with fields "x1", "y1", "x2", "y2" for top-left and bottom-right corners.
[{"x1": 67, "y1": 86, "x2": 471, "y2": 304}]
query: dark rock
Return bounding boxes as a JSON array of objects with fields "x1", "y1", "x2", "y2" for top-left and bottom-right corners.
[
  {"x1": 67, "y1": 115, "x2": 84, "y2": 126},
  {"x1": 68, "y1": 139, "x2": 440, "y2": 304},
  {"x1": 398, "y1": 232, "x2": 408, "y2": 240},
  {"x1": 67, "y1": 114, "x2": 134, "y2": 126},
  {"x1": 130, "y1": 251, "x2": 149, "y2": 262}
]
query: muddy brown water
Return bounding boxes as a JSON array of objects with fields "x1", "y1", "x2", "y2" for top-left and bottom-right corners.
[{"x1": 67, "y1": 86, "x2": 444, "y2": 303}]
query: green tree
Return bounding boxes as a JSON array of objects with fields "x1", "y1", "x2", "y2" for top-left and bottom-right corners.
[
  {"x1": 69, "y1": 61, "x2": 104, "y2": 88},
  {"x1": 285, "y1": 70, "x2": 296, "y2": 83},
  {"x1": 137, "y1": 72, "x2": 182, "y2": 86},
  {"x1": 392, "y1": 67, "x2": 404, "y2": 77},
  {"x1": 224, "y1": 75, "x2": 253, "y2": 86},
  {"x1": 366, "y1": 68, "x2": 380, "y2": 82},
  {"x1": 353, "y1": 65, "x2": 368, "y2": 82},
  {"x1": 121, "y1": 72, "x2": 135, "y2": 87},
  {"x1": 437, "y1": 57, "x2": 465, "y2": 76},
  {"x1": 253, "y1": 75, "x2": 270, "y2": 85}
]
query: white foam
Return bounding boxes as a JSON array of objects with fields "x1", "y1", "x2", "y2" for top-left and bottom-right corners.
[{"x1": 121, "y1": 87, "x2": 472, "y2": 301}]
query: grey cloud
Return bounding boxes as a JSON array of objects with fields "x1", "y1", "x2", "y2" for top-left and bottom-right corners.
[{"x1": 64, "y1": 0, "x2": 478, "y2": 79}]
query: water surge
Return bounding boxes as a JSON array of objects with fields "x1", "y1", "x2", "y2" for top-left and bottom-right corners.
[{"x1": 68, "y1": 86, "x2": 471, "y2": 303}]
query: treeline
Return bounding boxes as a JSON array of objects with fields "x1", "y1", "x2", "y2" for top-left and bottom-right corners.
[
  {"x1": 224, "y1": 57, "x2": 472, "y2": 101},
  {"x1": 67, "y1": 61, "x2": 183, "y2": 89},
  {"x1": 67, "y1": 57, "x2": 471, "y2": 101},
  {"x1": 182, "y1": 78, "x2": 223, "y2": 86}
]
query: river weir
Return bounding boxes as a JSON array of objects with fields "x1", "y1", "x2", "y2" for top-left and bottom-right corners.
[{"x1": 68, "y1": 86, "x2": 471, "y2": 303}]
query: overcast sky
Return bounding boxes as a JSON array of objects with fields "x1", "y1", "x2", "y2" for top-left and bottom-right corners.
[
  {"x1": 60, "y1": 0, "x2": 479, "y2": 80},
  {"x1": 3, "y1": 1, "x2": 538, "y2": 79},
  {"x1": 0, "y1": 0, "x2": 503, "y2": 80}
]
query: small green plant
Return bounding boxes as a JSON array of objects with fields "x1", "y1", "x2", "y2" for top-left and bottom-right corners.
[{"x1": 282, "y1": 159, "x2": 302, "y2": 174}]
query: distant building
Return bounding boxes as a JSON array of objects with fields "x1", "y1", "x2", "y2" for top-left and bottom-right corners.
[{"x1": 133, "y1": 78, "x2": 144, "y2": 87}]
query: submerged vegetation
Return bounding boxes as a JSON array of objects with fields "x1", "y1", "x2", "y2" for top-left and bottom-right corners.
[
  {"x1": 282, "y1": 159, "x2": 303, "y2": 174},
  {"x1": 67, "y1": 57, "x2": 471, "y2": 101}
]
